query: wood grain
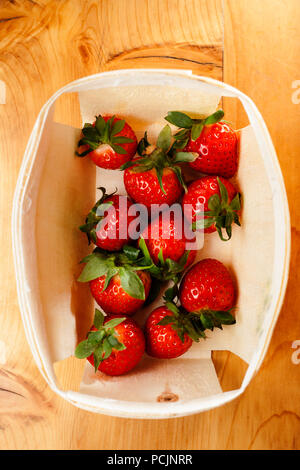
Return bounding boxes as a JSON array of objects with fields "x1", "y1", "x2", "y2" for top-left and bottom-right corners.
[{"x1": 0, "y1": 0, "x2": 299, "y2": 450}]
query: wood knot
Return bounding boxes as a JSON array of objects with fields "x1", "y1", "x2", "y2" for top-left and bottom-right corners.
[{"x1": 78, "y1": 44, "x2": 90, "y2": 64}]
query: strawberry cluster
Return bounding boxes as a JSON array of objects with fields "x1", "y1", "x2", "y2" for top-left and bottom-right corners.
[{"x1": 75, "y1": 110, "x2": 240, "y2": 375}]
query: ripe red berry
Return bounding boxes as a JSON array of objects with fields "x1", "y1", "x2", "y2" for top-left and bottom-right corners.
[
  {"x1": 95, "y1": 195, "x2": 135, "y2": 251},
  {"x1": 124, "y1": 166, "x2": 183, "y2": 208},
  {"x1": 90, "y1": 270, "x2": 151, "y2": 316},
  {"x1": 122, "y1": 125, "x2": 190, "y2": 207},
  {"x1": 164, "y1": 109, "x2": 238, "y2": 178},
  {"x1": 145, "y1": 306, "x2": 193, "y2": 359},
  {"x1": 78, "y1": 249, "x2": 152, "y2": 316},
  {"x1": 140, "y1": 212, "x2": 196, "y2": 268},
  {"x1": 77, "y1": 115, "x2": 137, "y2": 169},
  {"x1": 186, "y1": 122, "x2": 238, "y2": 178},
  {"x1": 80, "y1": 191, "x2": 135, "y2": 251},
  {"x1": 182, "y1": 176, "x2": 241, "y2": 240}
]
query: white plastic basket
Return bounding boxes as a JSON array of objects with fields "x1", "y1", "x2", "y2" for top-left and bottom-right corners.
[{"x1": 12, "y1": 69, "x2": 290, "y2": 418}]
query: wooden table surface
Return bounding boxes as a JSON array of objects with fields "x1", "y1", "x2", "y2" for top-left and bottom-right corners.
[{"x1": 0, "y1": 0, "x2": 299, "y2": 450}]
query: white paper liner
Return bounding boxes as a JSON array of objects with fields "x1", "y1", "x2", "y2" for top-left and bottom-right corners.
[{"x1": 80, "y1": 352, "x2": 222, "y2": 403}]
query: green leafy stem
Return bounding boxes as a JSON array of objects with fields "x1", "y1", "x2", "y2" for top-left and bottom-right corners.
[
  {"x1": 164, "y1": 109, "x2": 225, "y2": 143},
  {"x1": 192, "y1": 177, "x2": 242, "y2": 241},
  {"x1": 138, "y1": 237, "x2": 190, "y2": 283},
  {"x1": 76, "y1": 115, "x2": 134, "y2": 157},
  {"x1": 77, "y1": 245, "x2": 153, "y2": 300},
  {"x1": 158, "y1": 294, "x2": 236, "y2": 344},
  {"x1": 121, "y1": 126, "x2": 197, "y2": 194}
]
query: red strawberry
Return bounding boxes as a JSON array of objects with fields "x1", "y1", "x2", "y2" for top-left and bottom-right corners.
[
  {"x1": 145, "y1": 305, "x2": 192, "y2": 359},
  {"x1": 80, "y1": 188, "x2": 135, "y2": 251},
  {"x1": 165, "y1": 109, "x2": 238, "y2": 178},
  {"x1": 139, "y1": 212, "x2": 196, "y2": 282},
  {"x1": 145, "y1": 279, "x2": 236, "y2": 353},
  {"x1": 182, "y1": 176, "x2": 241, "y2": 241},
  {"x1": 78, "y1": 247, "x2": 152, "y2": 316},
  {"x1": 186, "y1": 122, "x2": 238, "y2": 177},
  {"x1": 75, "y1": 310, "x2": 145, "y2": 376},
  {"x1": 122, "y1": 126, "x2": 193, "y2": 208},
  {"x1": 76, "y1": 115, "x2": 137, "y2": 169},
  {"x1": 180, "y1": 258, "x2": 235, "y2": 313}
]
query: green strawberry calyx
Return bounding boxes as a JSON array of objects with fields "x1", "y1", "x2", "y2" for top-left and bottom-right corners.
[
  {"x1": 76, "y1": 115, "x2": 134, "y2": 157},
  {"x1": 77, "y1": 245, "x2": 152, "y2": 300},
  {"x1": 157, "y1": 300, "x2": 200, "y2": 343},
  {"x1": 164, "y1": 109, "x2": 225, "y2": 143},
  {"x1": 192, "y1": 177, "x2": 242, "y2": 241},
  {"x1": 158, "y1": 287, "x2": 236, "y2": 343},
  {"x1": 120, "y1": 126, "x2": 197, "y2": 193},
  {"x1": 79, "y1": 187, "x2": 116, "y2": 244},
  {"x1": 75, "y1": 309, "x2": 126, "y2": 372}
]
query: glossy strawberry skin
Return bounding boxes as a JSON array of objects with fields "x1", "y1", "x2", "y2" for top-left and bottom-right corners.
[
  {"x1": 140, "y1": 212, "x2": 196, "y2": 267},
  {"x1": 87, "y1": 316, "x2": 145, "y2": 376},
  {"x1": 186, "y1": 122, "x2": 238, "y2": 178},
  {"x1": 124, "y1": 166, "x2": 183, "y2": 208},
  {"x1": 95, "y1": 194, "x2": 135, "y2": 251},
  {"x1": 80, "y1": 116, "x2": 137, "y2": 169},
  {"x1": 90, "y1": 270, "x2": 151, "y2": 316},
  {"x1": 145, "y1": 306, "x2": 192, "y2": 359},
  {"x1": 180, "y1": 258, "x2": 235, "y2": 313},
  {"x1": 182, "y1": 176, "x2": 238, "y2": 234}
]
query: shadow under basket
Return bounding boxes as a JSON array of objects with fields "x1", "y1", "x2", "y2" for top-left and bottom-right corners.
[{"x1": 12, "y1": 69, "x2": 290, "y2": 418}]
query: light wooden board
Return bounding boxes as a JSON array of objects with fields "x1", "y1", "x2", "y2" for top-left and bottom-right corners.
[{"x1": 0, "y1": 0, "x2": 299, "y2": 450}]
